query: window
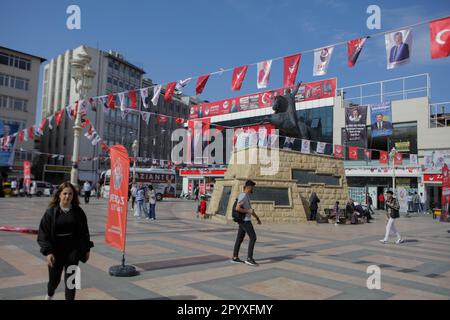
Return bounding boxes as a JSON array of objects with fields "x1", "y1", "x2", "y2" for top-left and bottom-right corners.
[
  {"x1": 113, "y1": 78, "x2": 118, "y2": 86},
  {"x1": 0, "y1": 52, "x2": 8, "y2": 65},
  {"x1": 0, "y1": 74, "x2": 8, "y2": 86},
  {"x1": 107, "y1": 77, "x2": 112, "y2": 84}
]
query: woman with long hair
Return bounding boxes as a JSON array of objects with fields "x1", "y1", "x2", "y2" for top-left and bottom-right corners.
[{"x1": 37, "y1": 182, "x2": 94, "y2": 300}]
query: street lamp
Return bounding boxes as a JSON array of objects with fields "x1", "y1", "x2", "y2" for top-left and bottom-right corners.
[
  {"x1": 389, "y1": 147, "x2": 397, "y2": 195},
  {"x1": 132, "y1": 139, "x2": 138, "y2": 184},
  {"x1": 70, "y1": 46, "x2": 96, "y2": 188}
]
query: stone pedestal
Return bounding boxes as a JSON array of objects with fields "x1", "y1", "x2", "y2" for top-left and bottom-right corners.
[{"x1": 207, "y1": 147, "x2": 349, "y2": 224}]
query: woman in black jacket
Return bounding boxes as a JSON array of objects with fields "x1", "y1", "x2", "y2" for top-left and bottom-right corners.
[
  {"x1": 309, "y1": 192, "x2": 320, "y2": 221},
  {"x1": 37, "y1": 182, "x2": 94, "y2": 300}
]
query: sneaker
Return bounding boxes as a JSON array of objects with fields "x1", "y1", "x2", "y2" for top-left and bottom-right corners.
[
  {"x1": 245, "y1": 258, "x2": 259, "y2": 266},
  {"x1": 379, "y1": 239, "x2": 387, "y2": 244},
  {"x1": 231, "y1": 257, "x2": 244, "y2": 264},
  {"x1": 44, "y1": 294, "x2": 53, "y2": 300},
  {"x1": 334, "y1": 223, "x2": 339, "y2": 226},
  {"x1": 395, "y1": 238, "x2": 404, "y2": 244},
  {"x1": 145, "y1": 217, "x2": 150, "y2": 220}
]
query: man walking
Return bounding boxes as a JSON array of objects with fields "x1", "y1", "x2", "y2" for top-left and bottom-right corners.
[
  {"x1": 378, "y1": 192, "x2": 385, "y2": 210},
  {"x1": 83, "y1": 181, "x2": 92, "y2": 204},
  {"x1": 231, "y1": 180, "x2": 261, "y2": 266},
  {"x1": 366, "y1": 192, "x2": 375, "y2": 215},
  {"x1": 413, "y1": 192, "x2": 422, "y2": 213},
  {"x1": 380, "y1": 190, "x2": 403, "y2": 244}
]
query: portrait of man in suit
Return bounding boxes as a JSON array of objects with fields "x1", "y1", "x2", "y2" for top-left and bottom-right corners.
[
  {"x1": 389, "y1": 32, "x2": 410, "y2": 64},
  {"x1": 371, "y1": 113, "x2": 393, "y2": 131}
]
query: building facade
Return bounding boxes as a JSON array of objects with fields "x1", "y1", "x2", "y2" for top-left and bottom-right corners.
[
  {"x1": 0, "y1": 46, "x2": 45, "y2": 178},
  {"x1": 39, "y1": 45, "x2": 144, "y2": 184}
]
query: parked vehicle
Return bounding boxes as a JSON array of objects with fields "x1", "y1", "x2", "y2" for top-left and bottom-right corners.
[{"x1": 30, "y1": 181, "x2": 53, "y2": 197}]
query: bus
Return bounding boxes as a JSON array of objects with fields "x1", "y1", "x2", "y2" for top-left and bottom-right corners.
[{"x1": 100, "y1": 167, "x2": 176, "y2": 201}]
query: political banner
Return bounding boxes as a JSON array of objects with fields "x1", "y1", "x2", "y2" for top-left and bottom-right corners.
[
  {"x1": 189, "y1": 78, "x2": 337, "y2": 119},
  {"x1": 385, "y1": 29, "x2": 412, "y2": 69},
  {"x1": 105, "y1": 145, "x2": 130, "y2": 252},
  {"x1": 23, "y1": 161, "x2": 31, "y2": 192},
  {"x1": 370, "y1": 102, "x2": 393, "y2": 137},
  {"x1": 0, "y1": 120, "x2": 20, "y2": 166},
  {"x1": 345, "y1": 105, "x2": 367, "y2": 142}
]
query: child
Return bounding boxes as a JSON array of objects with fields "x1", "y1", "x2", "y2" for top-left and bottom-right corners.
[{"x1": 199, "y1": 196, "x2": 207, "y2": 219}]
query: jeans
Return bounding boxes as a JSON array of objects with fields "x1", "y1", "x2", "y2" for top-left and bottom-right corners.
[
  {"x1": 84, "y1": 191, "x2": 91, "y2": 204},
  {"x1": 233, "y1": 221, "x2": 257, "y2": 260},
  {"x1": 47, "y1": 249, "x2": 79, "y2": 300},
  {"x1": 135, "y1": 201, "x2": 148, "y2": 218},
  {"x1": 148, "y1": 203, "x2": 156, "y2": 219}
]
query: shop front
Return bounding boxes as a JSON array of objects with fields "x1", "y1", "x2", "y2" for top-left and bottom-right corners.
[{"x1": 179, "y1": 168, "x2": 227, "y2": 198}]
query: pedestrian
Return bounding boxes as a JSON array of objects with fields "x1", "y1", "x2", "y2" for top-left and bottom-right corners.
[
  {"x1": 148, "y1": 185, "x2": 157, "y2": 220},
  {"x1": 130, "y1": 183, "x2": 137, "y2": 210},
  {"x1": 134, "y1": 183, "x2": 148, "y2": 219},
  {"x1": 419, "y1": 192, "x2": 427, "y2": 214},
  {"x1": 37, "y1": 182, "x2": 94, "y2": 300},
  {"x1": 366, "y1": 193, "x2": 375, "y2": 215},
  {"x1": 380, "y1": 190, "x2": 403, "y2": 244},
  {"x1": 413, "y1": 192, "x2": 422, "y2": 213},
  {"x1": 30, "y1": 181, "x2": 37, "y2": 198},
  {"x1": 346, "y1": 199, "x2": 358, "y2": 224},
  {"x1": 11, "y1": 179, "x2": 17, "y2": 197},
  {"x1": 309, "y1": 192, "x2": 320, "y2": 221},
  {"x1": 96, "y1": 182, "x2": 101, "y2": 199},
  {"x1": 378, "y1": 193, "x2": 385, "y2": 210},
  {"x1": 333, "y1": 201, "x2": 340, "y2": 226},
  {"x1": 194, "y1": 185, "x2": 200, "y2": 201},
  {"x1": 407, "y1": 192, "x2": 413, "y2": 213},
  {"x1": 231, "y1": 180, "x2": 261, "y2": 266},
  {"x1": 82, "y1": 181, "x2": 91, "y2": 204}
]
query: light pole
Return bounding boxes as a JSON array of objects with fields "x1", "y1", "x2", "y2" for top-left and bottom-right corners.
[
  {"x1": 389, "y1": 147, "x2": 397, "y2": 195},
  {"x1": 132, "y1": 139, "x2": 138, "y2": 184},
  {"x1": 70, "y1": 46, "x2": 96, "y2": 188}
]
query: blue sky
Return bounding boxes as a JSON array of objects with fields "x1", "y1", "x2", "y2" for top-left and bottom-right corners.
[{"x1": 1, "y1": 0, "x2": 449, "y2": 124}]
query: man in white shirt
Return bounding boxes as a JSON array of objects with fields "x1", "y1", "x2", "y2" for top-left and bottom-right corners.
[{"x1": 83, "y1": 181, "x2": 92, "y2": 204}]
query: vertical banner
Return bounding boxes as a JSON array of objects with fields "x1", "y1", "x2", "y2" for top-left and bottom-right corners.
[
  {"x1": 430, "y1": 17, "x2": 450, "y2": 59},
  {"x1": 347, "y1": 37, "x2": 368, "y2": 67},
  {"x1": 105, "y1": 145, "x2": 130, "y2": 252},
  {"x1": 385, "y1": 29, "x2": 412, "y2": 69},
  {"x1": 441, "y1": 164, "x2": 450, "y2": 222},
  {"x1": 283, "y1": 54, "x2": 301, "y2": 87},
  {"x1": 23, "y1": 161, "x2": 31, "y2": 192},
  {"x1": 345, "y1": 105, "x2": 367, "y2": 141},
  {"x1": 370, "y1": 102, "x2": 393, "y2": 137}
]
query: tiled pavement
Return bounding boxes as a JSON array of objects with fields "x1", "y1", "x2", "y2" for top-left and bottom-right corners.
[{"x1": 0, "y1": 197, "x2": 449, "y2": 300}]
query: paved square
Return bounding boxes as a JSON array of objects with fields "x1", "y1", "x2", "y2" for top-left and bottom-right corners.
[{"x1": 0, "y1": 197, "x2": 449, "y2": 300}]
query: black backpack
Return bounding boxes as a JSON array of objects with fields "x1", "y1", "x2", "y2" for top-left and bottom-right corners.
[{"x1": 231, "y1": 198, "x2": 245, "y2": 223}]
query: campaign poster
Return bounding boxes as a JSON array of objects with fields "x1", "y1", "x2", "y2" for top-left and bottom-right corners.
[
  {"x1": 370, "y1": 102, "x2": 393, "y2": 138},
  {"x1": 345, "y1": 105, "x2": 367, "y2": 142}
]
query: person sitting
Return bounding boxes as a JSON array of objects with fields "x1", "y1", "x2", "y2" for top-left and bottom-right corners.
[
  {"x1": 354, "y1": 203, "x2": 372, "y2": 223},
  {"x1": 346, "y1": 200, "x2": 358, "y2": 224}
]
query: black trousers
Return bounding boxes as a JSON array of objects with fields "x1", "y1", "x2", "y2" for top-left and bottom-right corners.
[
  {"x1": 47, "y1": 248, "x2": 80, "y2": 300},
  {"x1": 84, "y1": 191, "x2": 91, "y2": 204},
  {"x1": 233, "y1": 221, "x2": 257, "y2": 259}
]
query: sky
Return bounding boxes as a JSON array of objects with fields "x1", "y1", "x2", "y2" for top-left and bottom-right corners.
[{"x1": 1, "y1": 0, "x2": 450, "y2": 124}]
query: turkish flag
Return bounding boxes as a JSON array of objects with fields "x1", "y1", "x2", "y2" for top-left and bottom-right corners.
[
  {"x1": 105, "y1": 145, "x2": 130, "y2": 252},
  {"x1": 379, "y1": 151, "x2": 388, "y2": 164},
  {"x1": 394, "y1": 152, "x2": 403, "y2": 165},
  {"x1": 175, "y1": 117, "x2": 186, "y2": 124},
  {"x1": 55, "y1": 109, "x2": 64, "y2": 127},
  {"x1": 157, "y1": 115, "x2": 169, "y2": 124},
  {"x1": 349, "y1": 146, "x2": 358, "y2": 160},
  {"x1": 334, "y1": 144, "x2": 343, "y2": 159},
  {"x1": 283, "y1": 54, "x2": 301, "y2": 87},
  {"x1": 196, "y1": 75, "x2": 210, "y2": 95},
  {"x1": 27, "y1": 127, "x2": 34, "y2": 139},
  {"x1": 430, "y1": 16, "x2": 450, "y2": 59},
  {"x1": 364, "y1": 149, "x2": 372, "y2": 160},
  {"x1": 38, "y1": 118, "x2": 47, "y2": 134},
  {"x1": 164, "y1": 82, "x2": 177, "y2": 102},
  {"x1": 18, "y1": 130, "x2": 23, "y2": 143},
  {"x1": 128, "y1": 89, "x2": 137, "y2": 109},
  {"x1": 108, "y1": 94, "x2": 115, "y2": 110},
  {"x1": 232, "y1": 65, "x2": 248, "y2": 91}
]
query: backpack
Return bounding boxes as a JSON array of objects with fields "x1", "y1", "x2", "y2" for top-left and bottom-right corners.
[{"x1": 231, "y1": 198, "x2": 245, "y2": 223}]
